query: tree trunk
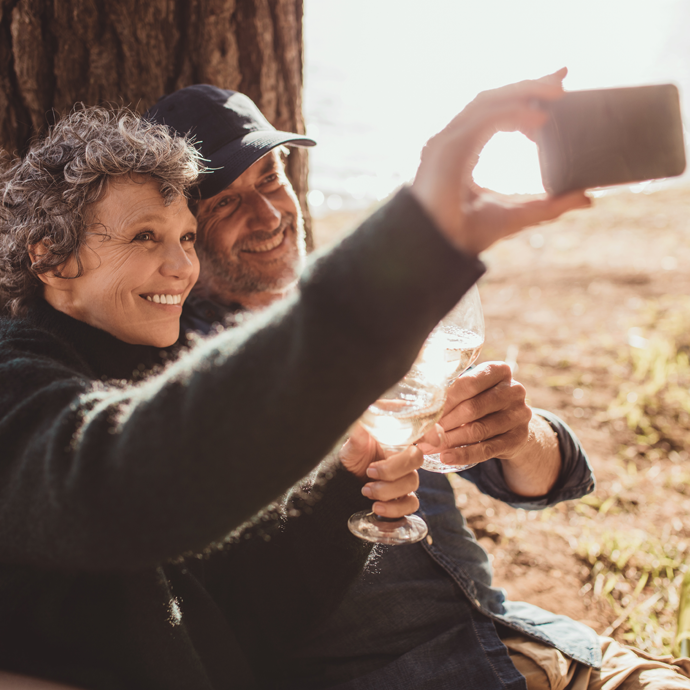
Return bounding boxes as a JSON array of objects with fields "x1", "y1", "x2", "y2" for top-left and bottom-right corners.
[{"x1": 0, "y1": 0, "x2": 313, "y2": 246}]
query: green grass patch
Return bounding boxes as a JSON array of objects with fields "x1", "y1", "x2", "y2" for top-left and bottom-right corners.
[
  {"x1": 577, "y1": 527, "x2": 688, "y2": 654},
  {"x1": 608, "y1": 296, "x2": 690, "y2": 457}
]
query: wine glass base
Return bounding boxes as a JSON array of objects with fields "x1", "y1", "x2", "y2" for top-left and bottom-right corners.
[
  {"x1": 421, "y1": 453, "x2": 477, "y2": 473},
  {"x1": 347, "y1": 511, "x2": 428, "y2": 545}
]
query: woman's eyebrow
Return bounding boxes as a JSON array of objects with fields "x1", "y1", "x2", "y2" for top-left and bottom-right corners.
[{"x1": 128, "y1": 213, "x2": 168, "y2": 225}]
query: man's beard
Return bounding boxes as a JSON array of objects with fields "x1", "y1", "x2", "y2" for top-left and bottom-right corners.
[{"x1": 196, "y1": 214, "x2": 306, "y2": 297}]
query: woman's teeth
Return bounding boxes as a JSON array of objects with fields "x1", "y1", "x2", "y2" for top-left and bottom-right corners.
[
  {"x1": 244, "y1": 229, "x2": 285, "y2": 253},
  {"x1": 145, "y1": 294, "x2": 182, "y2": 305}
]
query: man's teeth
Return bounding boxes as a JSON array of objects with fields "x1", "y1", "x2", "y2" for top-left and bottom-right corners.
[
  {"x1": 244, "y1": 229, "x2": 285, "y2": 253},
  {"x1": 145, "y1": 294, "x2": 182, "y2": 305}
]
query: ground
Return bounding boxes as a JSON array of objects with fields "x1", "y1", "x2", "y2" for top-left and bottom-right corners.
[{"x1": 312, "y1": 185, "x2": 690, "y2": 655}]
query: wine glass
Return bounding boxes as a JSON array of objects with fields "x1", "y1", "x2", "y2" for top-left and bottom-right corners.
[
  {"x1": 347, "y1": 370, "x2": 446, "y2": 545},
  {"x1": 417, "y1": 284, "x2": 485, "y2": 473}
]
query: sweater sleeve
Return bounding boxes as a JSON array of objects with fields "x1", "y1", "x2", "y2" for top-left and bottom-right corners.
[
  {"x1": 0, "y1": 188, "x2": 485, "y2": 571},
  {"x1": 193, "y1": 457, "x2": 376, "y2": 660}
]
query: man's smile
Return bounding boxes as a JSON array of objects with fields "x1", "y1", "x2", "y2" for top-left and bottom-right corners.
[
  {"x1": 241, "y1": 227, "x2": 287, "y2": 254},
  {"x1": 239, "y1": 221, "x2": 293, "y2": 256}
]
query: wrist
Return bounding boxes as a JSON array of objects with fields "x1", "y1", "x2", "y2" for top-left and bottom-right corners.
[{"x1": 499, "y1": 414, "x2": 562, "y2": 497}]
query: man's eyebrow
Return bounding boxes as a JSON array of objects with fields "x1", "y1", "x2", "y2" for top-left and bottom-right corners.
[{"x1": 258, "y1": 153, "x2": 281, "y2": 175}]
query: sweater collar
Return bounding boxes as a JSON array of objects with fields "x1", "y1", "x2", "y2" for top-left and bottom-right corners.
[{"x1": 26, "y1": 298, "x2": 173, "y2": 381}]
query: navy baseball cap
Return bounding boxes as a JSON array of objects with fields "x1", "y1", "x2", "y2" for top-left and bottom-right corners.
[{"x1": 145, "y1": 84, "x2": 316, "y2": 199}]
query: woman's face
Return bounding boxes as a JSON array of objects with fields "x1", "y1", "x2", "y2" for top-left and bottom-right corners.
[{"x1": 47, "y1": 176, "x2": 200, "y2": 347}]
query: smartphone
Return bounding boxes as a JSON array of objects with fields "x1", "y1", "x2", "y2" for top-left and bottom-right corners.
[{"x1": 536, "y1": 84, "x2": 686, "y2": 195}]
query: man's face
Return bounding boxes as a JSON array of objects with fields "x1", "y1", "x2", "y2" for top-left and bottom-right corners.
[{"x1": 194, "y1": 150, "x2": 305, "y2": 303}]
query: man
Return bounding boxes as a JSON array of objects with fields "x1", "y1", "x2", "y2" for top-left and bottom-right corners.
[{"x1": 147, "y1": 84, "x2": 690, "y2": 689}]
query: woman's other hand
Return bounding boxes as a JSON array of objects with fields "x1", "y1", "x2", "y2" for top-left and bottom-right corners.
[{"x1": 339, "y1": 423, "x2": 424, "y2": 518}]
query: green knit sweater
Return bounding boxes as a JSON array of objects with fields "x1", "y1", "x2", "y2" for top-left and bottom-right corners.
[{"x1": 0, "y1": 189, "x2": 484, "y2": 689}]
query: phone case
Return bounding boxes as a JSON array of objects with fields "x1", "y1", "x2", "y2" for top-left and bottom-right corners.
[{"x1": 536, "y1": 84, "x2": 686, "y2": 195}]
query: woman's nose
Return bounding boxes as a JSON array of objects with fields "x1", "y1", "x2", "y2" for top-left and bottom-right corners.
[{"x1": 159, "y1": 242, "x2": 195, "y2": 279}]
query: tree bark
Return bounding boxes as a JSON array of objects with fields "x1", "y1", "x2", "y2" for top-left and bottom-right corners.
[{"x1": 0, "y1": 0, "x2": 313, "y2": 245}]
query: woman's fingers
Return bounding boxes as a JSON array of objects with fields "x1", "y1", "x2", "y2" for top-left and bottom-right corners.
[
  {"x1": 362, "y1": 468, "x2": 419, "y2": 502},
  {"x1": 338, "y1": 423, "x2": 380, "y2": 479},
  {"x1": 365, "y1": 445, "x2": 423, "y2": 481},
  {"x1": 443, "y1": 70, "x2": 567, "y2": 134},
  {"x1": 468, "y1": 189, "x2": 591, "y2": 239},
  {"x1": 361, "y1": 446, "x2": 422, "y2": 517},
  {"x1": 371, "y1": 493, "x2": 420, "y2": 519},
  {"x1": 411, "y1": 68, "x2": 594, "y2": 257}
]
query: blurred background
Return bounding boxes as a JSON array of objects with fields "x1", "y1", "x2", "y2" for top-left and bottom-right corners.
[
  {"x1": 304, "y1": 0, "x2": 690, "y2": 212},
  {"x1": 302, "y1": 0, "x2": 690, "y2": 655}
]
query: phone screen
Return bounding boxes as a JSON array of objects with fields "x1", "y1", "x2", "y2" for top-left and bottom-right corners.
[{"x1": 536, "y1": 84, "x2": 686, "y2": 195}]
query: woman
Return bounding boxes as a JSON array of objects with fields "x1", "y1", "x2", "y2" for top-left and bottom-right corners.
[{"x1": 0, "y1": 75, "x2": 588, "y2": 689}]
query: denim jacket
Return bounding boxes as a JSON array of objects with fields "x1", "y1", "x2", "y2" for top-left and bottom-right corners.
[
  {"x1": 419, "y1": 409, "x2": 599, "y2": 666},
  {"x1": 275, "y1": 411, "x2": 599, "y2": 690}
]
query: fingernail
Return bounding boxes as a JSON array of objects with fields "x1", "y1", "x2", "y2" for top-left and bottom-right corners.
[
  {"x1": 361, "y1": 485, "x2": 373, "y2": 498},
  {"x1": 366, "y1": 466, "x2": 379, "y2": 479}
]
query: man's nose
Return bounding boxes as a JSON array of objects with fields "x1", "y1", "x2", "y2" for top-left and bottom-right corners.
[{"x1": 246, "y1": 191, "x2": 281, "y2": 231}]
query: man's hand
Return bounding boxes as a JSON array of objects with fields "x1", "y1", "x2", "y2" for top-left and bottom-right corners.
[
  {"x1": 411, "y1": 68, "x2": 591, "y2": 256},
  {"x1": 417, "y1": 362, "x2": 561, "y2": 496},
  {"x1": 339, "y1": 424, "x2": 422, "y2": 518}
]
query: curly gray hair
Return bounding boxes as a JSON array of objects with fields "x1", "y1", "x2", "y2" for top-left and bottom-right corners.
[{"x1": 0, "y1": 105, "x2": 203, "y2": 316}]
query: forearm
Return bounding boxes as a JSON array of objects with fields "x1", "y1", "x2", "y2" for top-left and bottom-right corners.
[{"x1": 499, "y1": 413, "x2": 562, "y2": 497}]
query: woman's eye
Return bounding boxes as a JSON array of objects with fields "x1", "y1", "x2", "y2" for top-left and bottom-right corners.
[
  {"x1": 134, "y1": 232, "x2": 153, "y2": 241},
  {"x1": 182, "y1": 232, "x2": 197, "y2": 243}
]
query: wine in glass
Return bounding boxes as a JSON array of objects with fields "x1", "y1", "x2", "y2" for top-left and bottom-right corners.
[
  {"x1": 347, "y1": 370, "x2": 446, "y2": 545},
  {"x1": 418, "y1": 284, "x2": 485, "y2": 473}
]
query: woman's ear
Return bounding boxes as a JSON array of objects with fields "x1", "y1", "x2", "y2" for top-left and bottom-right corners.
[
  {"x1": 28, "y1": 238, "x2": 48, "y2": 266},
  {"x1": 28, "y1": 239, "x2": 59, "y2": 287}
]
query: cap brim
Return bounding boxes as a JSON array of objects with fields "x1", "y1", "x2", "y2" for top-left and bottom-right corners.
[{"x1": 196, "y1": 130, "x2": 316, "y2": 199}]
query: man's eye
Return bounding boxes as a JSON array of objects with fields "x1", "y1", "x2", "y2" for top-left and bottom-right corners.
[
  {"x1": 134, "y1": 232, "x2": 153, "y2": 241},
  {"x1": 182, "y1": 232, "x2": 197, "y2": 243},
  {"x1": 262, "y1": 173, "x2": 281, "y2": 187},
  {"x1": 215, "y1": 196, "x2": 237, "y2": 209}
]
